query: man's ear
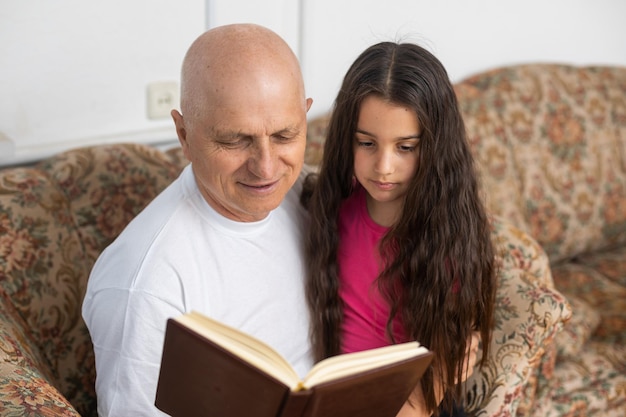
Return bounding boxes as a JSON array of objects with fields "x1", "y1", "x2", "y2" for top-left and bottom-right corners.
[
  {"x1": 171, "y1": 109, "x2": 190, "y2": 160},
  {"x1": 306, "y1": 97, "x2": 313, "y2": 113}
]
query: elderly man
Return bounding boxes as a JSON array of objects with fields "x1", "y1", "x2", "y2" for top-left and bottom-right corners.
[{"x1": 82, "y1": 23, "x2": 314, "y2": 416}]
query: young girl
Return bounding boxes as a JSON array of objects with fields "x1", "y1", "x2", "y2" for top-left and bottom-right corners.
[{"x1": 303, "y1": 42, "x2": 497, "y2": 416}]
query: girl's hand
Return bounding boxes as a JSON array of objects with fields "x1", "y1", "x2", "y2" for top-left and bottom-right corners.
[{"x1": 396, "y1": 331, "x2": 480, "y2": 417}]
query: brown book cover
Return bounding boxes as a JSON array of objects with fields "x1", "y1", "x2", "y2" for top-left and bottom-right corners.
[{"x1": 155, "y1": 311, "x2": 433, "y2": 417}]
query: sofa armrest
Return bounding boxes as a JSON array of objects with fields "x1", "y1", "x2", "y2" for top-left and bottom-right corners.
[
  {"x1": 464, "y1": 217, "x2": 572, "y2": 416},
  {"x1": 0, "y1": 293, "x2": 80, "y2": 416},
  {"x1": 0, "y1": 362, "x2": 80, "y2": 416},
  {"x1": 490, "y1": 215, "x2": 555, "y2": 288}
]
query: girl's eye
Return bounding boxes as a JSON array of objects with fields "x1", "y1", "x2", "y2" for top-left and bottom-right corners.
[
  {"x1": 357, "y1": 140, "x2": 374, "y2": 148},
  {"x1": 399, "y1": 144, "x2": 416, "y2": 152}
]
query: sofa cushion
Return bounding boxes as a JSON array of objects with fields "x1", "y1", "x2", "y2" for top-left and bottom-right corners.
[
  {"x1": 551, "y1": 252, "x2": 626, "y2": 344},
  {"x1": 455, "y1": 65, "x2": 626, "y2": 262},
  {"x1": 549, "y1": 342, "x2": 626, "y2": 417},
  {"x1": 555, "y1": 296, "x2": 601, "y2": 358}
]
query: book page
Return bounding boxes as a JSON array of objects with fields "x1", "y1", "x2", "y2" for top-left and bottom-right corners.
[
  {"x1": 175, "y1": 312, "x2": 301, "y2": 389},
  {"x1": 303, "y1": 342, "x2": 428, "y2": 388},
  {"x1": 175, "y1": 312, "x2": 430, "y2": 392}
]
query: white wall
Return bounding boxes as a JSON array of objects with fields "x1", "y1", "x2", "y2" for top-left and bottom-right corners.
[
  {"x1": 0, "y1": 0, "x2": 205, "y2": 165},
  {"x1": 2, "y1": 0, "x2": 626, "y2": 166},
  {"x1": 300, "y1": 0, "x2": 626, "y2": 118}
]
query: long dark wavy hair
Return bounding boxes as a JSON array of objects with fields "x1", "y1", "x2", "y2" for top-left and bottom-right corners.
[{"x1": 302, "y1": 41, "x2": 496, "y2": 414}]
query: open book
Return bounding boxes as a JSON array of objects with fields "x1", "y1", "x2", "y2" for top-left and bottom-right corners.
[{"x1": 155, "y1": 311, "x2": 433, "y2": 417}]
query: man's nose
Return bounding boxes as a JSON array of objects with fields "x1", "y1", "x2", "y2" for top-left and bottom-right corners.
[{"x1": 248, "y1": 138, "x2": 275, "y2": 179}]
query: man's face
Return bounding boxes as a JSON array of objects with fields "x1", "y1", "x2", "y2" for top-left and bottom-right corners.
[{"x1": 175, "y1": 78, "x2": 311, "y2": 223}]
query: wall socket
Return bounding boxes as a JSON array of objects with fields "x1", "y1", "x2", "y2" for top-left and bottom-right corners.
[{"x1": 146, "y1": 81, "x2": 179, "y2": 120}]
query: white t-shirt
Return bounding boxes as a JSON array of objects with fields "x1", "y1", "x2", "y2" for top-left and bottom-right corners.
[{"x1": 82, "y1": 165, "x2": 314, "y2": 417}]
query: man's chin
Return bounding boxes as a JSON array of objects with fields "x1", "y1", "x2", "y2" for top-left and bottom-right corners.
[{"x1": 234, "y1": 198, "x2": 284, "y2": 222}]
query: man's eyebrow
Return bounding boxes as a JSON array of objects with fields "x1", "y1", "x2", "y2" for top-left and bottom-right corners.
[
  {"x1": 272, "y1": 126, "x2": 301, "y2": 137},
  {"x1": 210, "y1": 129, "x2": 246, "y2": 141},
  {"x1": 355, "y1": 128, "x2": 420, "y2": 140},
  {"x1": 211, "y1": 126, "x2": 301, "y2": 140}
]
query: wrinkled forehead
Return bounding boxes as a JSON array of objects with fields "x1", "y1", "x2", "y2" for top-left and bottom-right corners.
[{"x1": 190, "y1": 70, "x2": 308, "y2": 139}]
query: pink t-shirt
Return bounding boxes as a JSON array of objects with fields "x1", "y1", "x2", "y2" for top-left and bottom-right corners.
[{"x1": 338, "y1": 186, "x2": 408, "y2": 353}]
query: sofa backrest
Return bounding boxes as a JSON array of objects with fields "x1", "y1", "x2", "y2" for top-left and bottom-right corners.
[
  {"x1": 0, "y1": 143, "x2": 187, "y2": 415},
  {"x1": 455, "y1": 64, "x2": 626, "y2": 262},
  {"x1": 38, "y1": 143, "x2": 186, "y2": 264}
]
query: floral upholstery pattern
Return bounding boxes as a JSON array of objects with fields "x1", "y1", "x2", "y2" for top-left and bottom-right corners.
[
  {"x1": 456, "y1": 65, "x2": 626, "y2": 264},
  {"x1": 464, "y1": 216, "x2": 571, "y2": 416},
  {"x1": 455, "y1": 64, "x2": 626, "y2": 417},
  {"x1": 0, "y1": 291, "x2": 78, "y2": 416},
  {"x1": 306, "y1": 64, "x2": 626, "y2": 416},
  {"x1": 0, "y1": 144, "x2": 187, "y2": 416}
]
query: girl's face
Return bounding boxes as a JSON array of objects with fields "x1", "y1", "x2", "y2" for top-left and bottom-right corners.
[{"x1": 353, "y1": 95, "x2": 421, "y2": 227}]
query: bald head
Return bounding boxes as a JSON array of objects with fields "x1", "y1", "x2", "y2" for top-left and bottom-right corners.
[{"x1": 179, "y1": 24, "x2": 306, "y2": 123}]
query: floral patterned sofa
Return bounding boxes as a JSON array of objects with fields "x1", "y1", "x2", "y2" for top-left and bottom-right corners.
[
  {"x1": 457, "y1": 64, "x2": 626, "y2": 417},
  {"x1": 307, "y1": 63, "x2": 626, "y2": 416},
  {"x1": 0, "y1": 144, "x2": 187, "y2": 416}
]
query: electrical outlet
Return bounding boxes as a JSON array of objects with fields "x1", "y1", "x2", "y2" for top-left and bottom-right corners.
[{"x1": 147, "y1": 81, "x2": 179, "y2": 120}]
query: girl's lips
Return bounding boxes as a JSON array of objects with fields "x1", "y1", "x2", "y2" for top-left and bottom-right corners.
[{"x1": 372, "y1": 180, "x2": 396, "y2": 190}]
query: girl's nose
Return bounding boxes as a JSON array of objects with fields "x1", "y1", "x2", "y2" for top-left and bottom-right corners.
[{"x1": 374, "y1": 150, "x2": 394, "y2": 175}]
